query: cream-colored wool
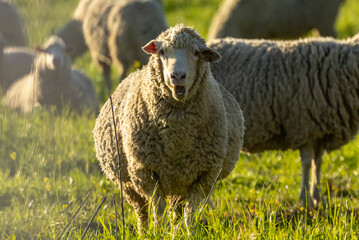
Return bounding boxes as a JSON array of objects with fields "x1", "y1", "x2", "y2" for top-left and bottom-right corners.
[
  {"x1": 209, "y1": 34, "x2": 359, "y2": 206},
  {"x1": 0, "y1": 46, "x2": 34, "y2": 93},
  {"x1": 4, "y1": 36, "x2": 98, "y2": 114},
  {"x1": 208, "y1": 0, "x2": 343, "y2": 40},
  {"x1": 0, "y1": 0, "x2": 27, "y2": 47},
  {"x1": 55, "y1": 0, "x2": 93, "y2": 60},
  {"x1": 83, "y1": 0, "x2": 167, "y2": 91},
  {"x1": 93, "y1": 25, "x2": 244, "y2": 232}
]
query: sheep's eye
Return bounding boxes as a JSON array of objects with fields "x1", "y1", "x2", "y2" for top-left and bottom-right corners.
[
  {"x1": 159, "y1": 49, "x2": 165, "y2": 56},
  {"x1": 194, "y1": 50, "x2": 200, "y2": 57}
]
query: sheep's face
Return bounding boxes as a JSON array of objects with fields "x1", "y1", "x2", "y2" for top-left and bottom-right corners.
[
  {"x1": 36, "y1": 43, "x2": 71, "y2": 71},
  {"x1": 143, "y1": 40, "x2": 221, "y2": 101}
]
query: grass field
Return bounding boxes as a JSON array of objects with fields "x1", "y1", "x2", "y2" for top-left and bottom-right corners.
[{"x1": 1, "y1": 0, "x2": 359, "y2": 239}]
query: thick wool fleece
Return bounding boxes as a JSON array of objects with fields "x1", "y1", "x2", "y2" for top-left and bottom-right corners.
[
  {"x1": 93, "y1": 25, "x2": 244, "y2": 227},
  {"x1": 208, "y1": 0, "x2": 343, "y2": 40},
  {"x1": 209, "y1": 36, "x2": 359, "y2": 154}
]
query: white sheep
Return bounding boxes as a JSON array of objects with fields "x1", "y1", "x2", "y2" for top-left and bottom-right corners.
[
  {"x1": 208, "y1": 0, "x2": 344, "y2": 40},
  {"x1": 208, "y1": 34, "x2": 359, "y2": 206},
  {"x1": 93, "y1": 25, "x2": 244, "y2": 233},
  {"x1": 0, "y1": 46, "x2": 34, "y2": 94},
  {"x1": 4, "y1": 36, "x2": 98, "y2": 114},
  {"x1": 55, "y1": 0, "x2": 93, "y2": 61},
  {"x1": 83, "y1": 0, "x2": 167, "y2": 91},
  {"x1": 0, "y1": 0, "x2": 27, "y2": 46}
]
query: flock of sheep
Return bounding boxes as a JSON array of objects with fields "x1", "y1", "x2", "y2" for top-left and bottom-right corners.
[{"x1": 1, "y1": 0, "x2": 358, "y2": 235}]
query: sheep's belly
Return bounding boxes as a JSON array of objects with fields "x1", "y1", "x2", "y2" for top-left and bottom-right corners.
[{"x1": 157, "y1": 159, "x2": 204, "y2": 195}]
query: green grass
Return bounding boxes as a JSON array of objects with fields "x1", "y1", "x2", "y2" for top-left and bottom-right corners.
[{"x1": 1, "y1": 0, "x2": 359, "y2": 239}]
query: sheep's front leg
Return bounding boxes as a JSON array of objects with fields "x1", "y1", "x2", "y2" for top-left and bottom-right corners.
[
  {"x1": 299, "y1": 145, "x2": 315, "y2": 207},
  {"x1": 122, "y1": 184, "x2": 149, "y2": 234},
  {"x1": 130, "y1": 169, "x2": 166, "y2": 227},
  {"x1": 184, "y1": 170, "x2": 220, "y2": 233},
  {"x1": 311, "y1": 147, "x2": 324, "y2": 207}
]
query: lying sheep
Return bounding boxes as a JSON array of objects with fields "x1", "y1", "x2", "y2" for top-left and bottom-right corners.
[
  {"x1": 55, "y1": 0, "x2": 93, "y2": 61},
  {"x1": 208, "y1": 34, "x2": 359, "y2": 206},
  {"x1": 93, "y1": 25, "x2": 244, "y2": 232},
  {"x1": 0, "y1": 0, "x2": 27, "y2": 46},
  {"x1": 208, "y1": 0, "x2": 344, "y2": 40},
  {"x1": 83, "y1": 0, "x2": 167, "y2": 91},
  {"x1": 5, "y1": 36, "x2": 98, "y2": 114},
  {"x1": 0, "y1": 46, "x2": 34, "y2": 93}
]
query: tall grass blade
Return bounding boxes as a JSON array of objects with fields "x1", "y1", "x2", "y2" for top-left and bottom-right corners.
[
  {"x1": 81, "y1": 196, "x2": 107, "y2": 239},
  {"x1": 57, "y1": 191, "x2": 92, "y2": 240},
  {"x1": 110, "y1": 95, "x2": 126, "y2": 239}
]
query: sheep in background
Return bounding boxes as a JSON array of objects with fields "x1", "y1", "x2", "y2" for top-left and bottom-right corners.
[
  {"x1": 208, "y1": 0, "x2": 344, "y2": 40},
  {"x1": 93, "y1": 25, "x2": 244, "y2": 233},
  {"x1": 4, "y1": 36, "x2": 98, "y2": 114},
  {"x1": 0, "y1": 0, "x2": 27, "y2": 46},
  {"x1": 83, "y1": 0, "x2": 167, "y2": 91},
  {"x1": 208, "y1": 34, "x2": 359, "y2": 206},
  {"x1": 55, "y1": 0, "x2": 93, "y2": 61},
  {"x1": 0, "y1": 46, "x2": 34, "y2": 93}
]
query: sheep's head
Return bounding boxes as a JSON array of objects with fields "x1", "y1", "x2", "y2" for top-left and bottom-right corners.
[
  {"x1": 143, "y1": 24, "x2": 221, "y2": 101},
  {"x1": 36, "y1": 36, "x2": 72, "y2": 71}
]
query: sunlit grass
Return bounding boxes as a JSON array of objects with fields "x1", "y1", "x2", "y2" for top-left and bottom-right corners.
[{"x1": 1, "y1": 0, "x2": 359, "y2": 238}]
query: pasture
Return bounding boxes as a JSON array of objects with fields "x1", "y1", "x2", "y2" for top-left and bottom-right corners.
[{"x1": 1, "y1": 0, "x2": 359, "y2": 239}]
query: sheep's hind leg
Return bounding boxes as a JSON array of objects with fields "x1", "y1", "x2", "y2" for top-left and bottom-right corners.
[
  {"x1": 311, "y1": 146, "x2": 324, "y2": 207},
  {"x1": 299, "y1": 145, "x2": 315, "y2": 207}
]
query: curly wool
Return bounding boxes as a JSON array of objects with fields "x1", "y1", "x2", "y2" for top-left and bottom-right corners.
[
  {"x1": 209, "y1": 35, "x2": 359, "y2": 154},
  {"x1": 93, "y1": 25, "x2": 244, "y2": 227}
]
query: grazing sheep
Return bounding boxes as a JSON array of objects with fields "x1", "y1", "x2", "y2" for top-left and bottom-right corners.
[
  {"x1": 0, "y1": 46, "x2": 34, "y2": 93},
  {"x1": 0, "y1": 0, "x2": 27, "y2": 46},
  {"x1": 4, "y1": 36, "x2": 98, "y2": 114},
  {"x1": 93, "y1": 25, "x2": 244, "y2": 232},
  {"x1": 83, "y1": 0, "x2": 167, "y2": 91},
  {"x1": 208, "y1": 34, "x2": 359, "y2": 206},
  {"x1": 208, "y1": 0, "x2": 344, "y2": 40},
  {"x1": 55, "y1": 0, "x2": 93, "y2": 61}
]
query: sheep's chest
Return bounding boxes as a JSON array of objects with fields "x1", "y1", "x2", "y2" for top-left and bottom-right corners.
[{"x1": 124, "y1": 106, "x2": 223, "y2": 195}]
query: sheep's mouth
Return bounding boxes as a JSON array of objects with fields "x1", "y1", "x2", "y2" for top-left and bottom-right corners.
[{"x1": 174, "y1": 85, "x2": 186, "y2": 96}]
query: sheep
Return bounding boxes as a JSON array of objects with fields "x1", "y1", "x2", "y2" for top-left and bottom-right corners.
[
  {"x1": 93, "y1": 24, "x2": 244, "y2": 233},
  {"x1": 208, "y1": 34, "x2": 359, "y2": 207},
  {"x1": 4, "y1": 36, "x2": 98, "y2": 114},
  {"x1": 55, "y1": 0, "x2": 93, "y2": 61},
  {"x1": 83, "y1": 0, "x2": 167, "y2": 92},
  {"x1": 0, "y1": 46, "x2": 34, "y2": 94},
  {"x1": 208, "y1": 0, "x2": 344, "y2": 40},
  {"x1": 0, "y1": 0, "x2": 27, "y2": 46}
]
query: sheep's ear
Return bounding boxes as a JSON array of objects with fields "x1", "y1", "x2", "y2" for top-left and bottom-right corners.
[
  {"x1": 35, "y1": 46, "x2": 45, "y2": 53},
  {"x1": 142, "y1": 40, "x2": 160, "y2": 54},
  {"x1": 200, "y1": 47, "x2": 221, "y2": 63}
]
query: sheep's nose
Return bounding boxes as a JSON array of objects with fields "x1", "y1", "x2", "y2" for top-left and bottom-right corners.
[
  {"x1": 170, "y1": 72, "x2": 186, "y2": 81},
  {"x1": 52, "y1": 57, "x2": 61, "y2": 68}
]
